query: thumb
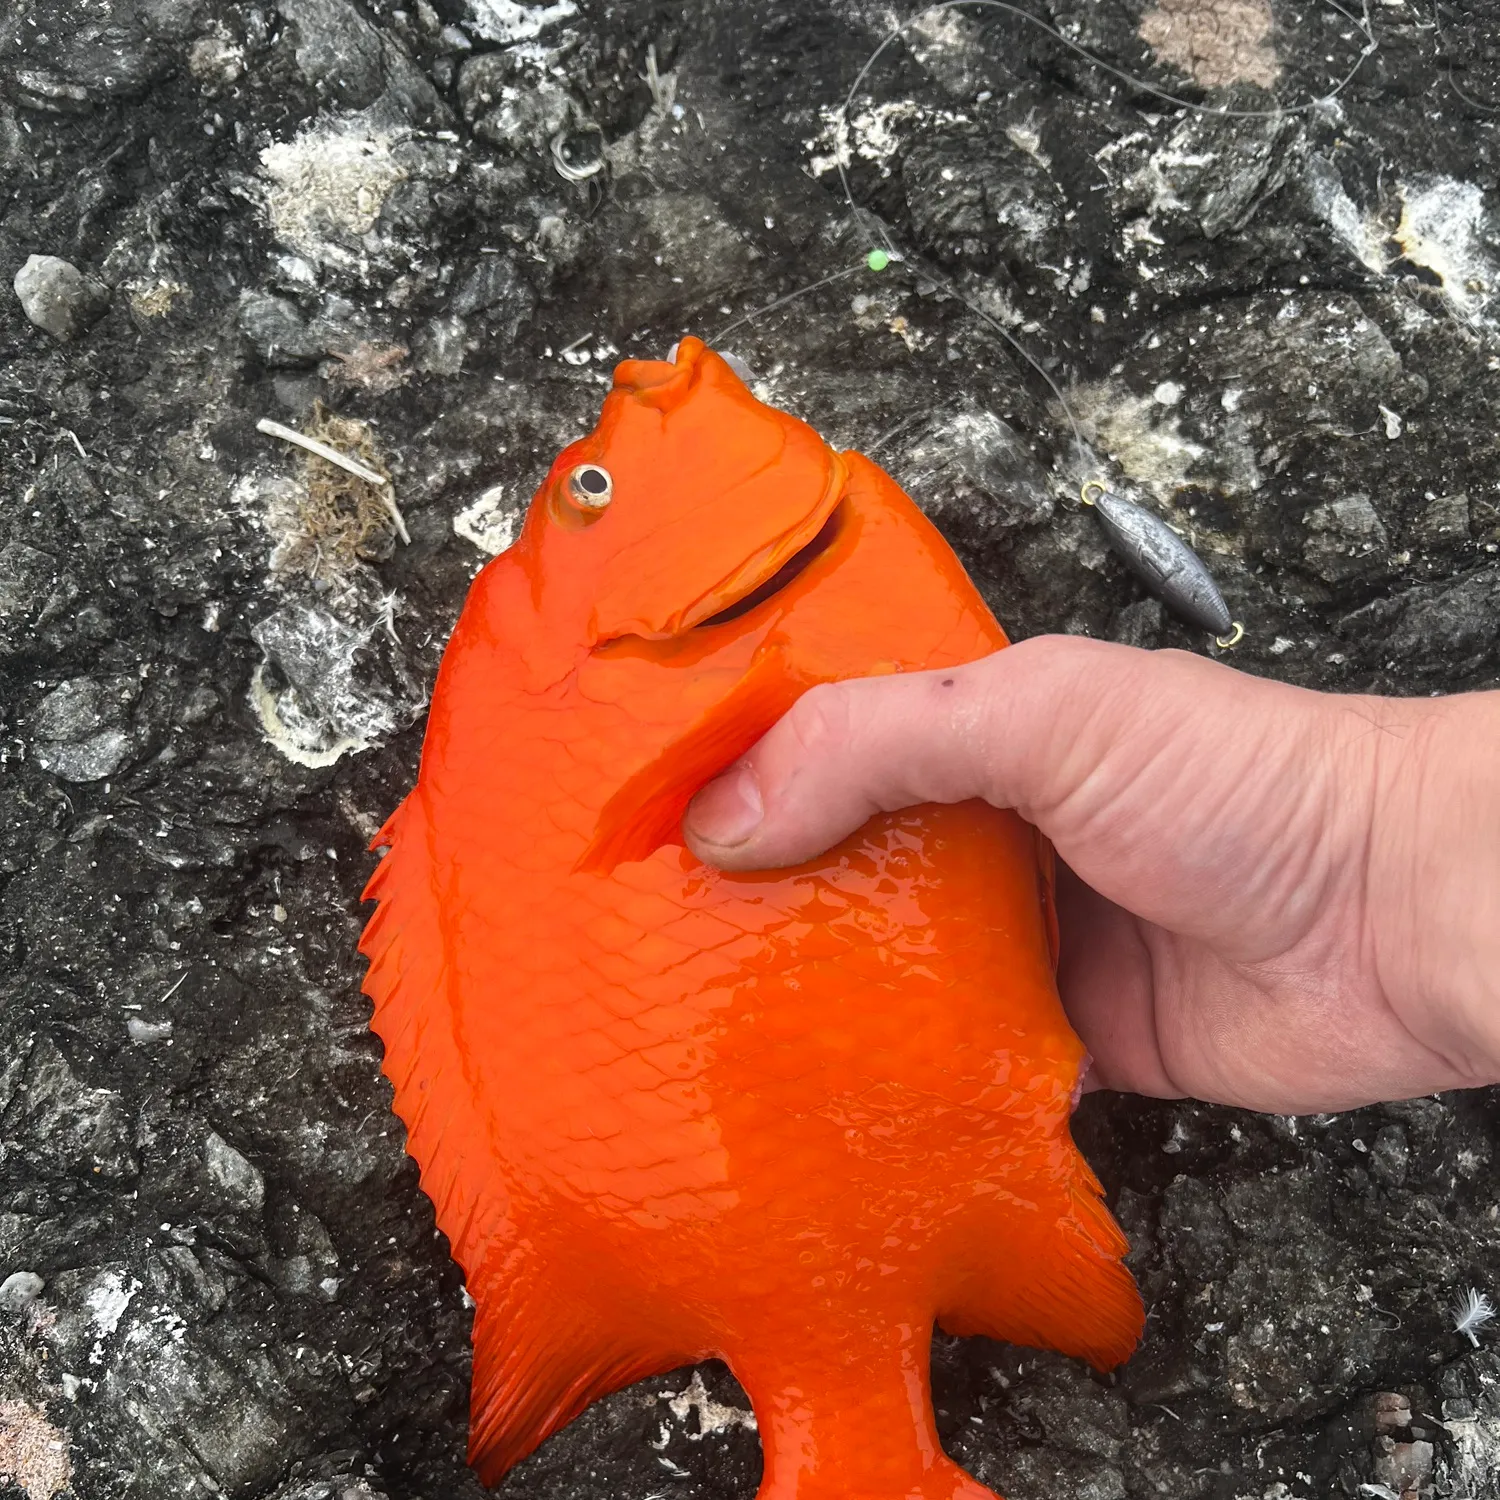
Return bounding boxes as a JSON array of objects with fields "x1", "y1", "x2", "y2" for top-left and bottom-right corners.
[{"x1": 682, "y1": 636, "x2": 1331, "y2": 953}]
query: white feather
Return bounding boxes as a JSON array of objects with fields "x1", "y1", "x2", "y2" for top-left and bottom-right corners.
[{"x1": 1451, "y1": 1287, "x2": 1496, "y2": 1347}]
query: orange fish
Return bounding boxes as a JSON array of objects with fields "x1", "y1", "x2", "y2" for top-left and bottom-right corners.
[{"x1": 359, "y1": 338, "x2": 1143, "y2": 1499}]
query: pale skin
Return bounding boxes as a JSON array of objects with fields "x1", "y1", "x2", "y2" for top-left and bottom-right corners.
[{"x1": 682, "y1": 637, "x2": 1500, "y2": 1115}]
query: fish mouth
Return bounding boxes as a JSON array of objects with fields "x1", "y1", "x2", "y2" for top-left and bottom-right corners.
[
  {"x1": 591, "y1": 448, "x2": 850, "y2": 650},
  {"x1": 694, "y1": 503, "x2": 845, "y2": 629}
]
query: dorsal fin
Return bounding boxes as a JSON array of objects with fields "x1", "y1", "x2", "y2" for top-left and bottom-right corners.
[{"x1": 359, "y1": 796, "x2": 696, "y2": 1478}]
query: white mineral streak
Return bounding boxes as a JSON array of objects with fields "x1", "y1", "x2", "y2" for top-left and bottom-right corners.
[
  {"x1": 84, "y1": 1270, "x2": 140, "y2": 1336},
  {"x1": 664, "y1": 1370, "x2": 757, "y2": 1437},
  {"x1": 1309, "y1": 167, "x2": 1499, "y2": 325},
  {"x1": 808, "y1": 100, "x2": 945, "y2": 179},
  {"x1": 454, "y1": 486, "x2": 520, "y2": 556},
  {"x1": 1391, "y1": 177, "x2": 1498, "y2": 322},
  {"x1": 1070, "y1": 385, "x2": 1206, "y2": 503},
  {"x1": 260, "y1": 120, "x2": 408, "y2": 269},
  {"x1": 466, "y1": 0, "x2": 577, "y2": 43}
]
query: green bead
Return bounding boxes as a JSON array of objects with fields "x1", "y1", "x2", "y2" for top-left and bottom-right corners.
[{"x1": 866, "y1": 248, "x2": 890, "y2": 272}]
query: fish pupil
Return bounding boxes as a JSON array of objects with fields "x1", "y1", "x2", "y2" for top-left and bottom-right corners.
[{"x1": 578, "y1": 467, "x2": 609, "y2": 494}]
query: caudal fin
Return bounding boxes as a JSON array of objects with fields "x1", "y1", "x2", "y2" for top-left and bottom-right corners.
[{"x1": 734, "y1": 1324, "x2": 1006, "y2": 1500}]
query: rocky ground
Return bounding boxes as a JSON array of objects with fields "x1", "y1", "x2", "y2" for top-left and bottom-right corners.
[{"x1": 3, "y1": 0, "x2": 1500, "y2": 1496}]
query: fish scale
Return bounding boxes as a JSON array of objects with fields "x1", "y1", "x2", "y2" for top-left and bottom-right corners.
[{"x1": 359, "y1": 338, "x2": 1143, "y2": 1498}]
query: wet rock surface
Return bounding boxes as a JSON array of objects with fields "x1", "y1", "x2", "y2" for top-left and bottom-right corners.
[{"x1": 2, "y1": 2, "x2": 1499, "y2": 1498}]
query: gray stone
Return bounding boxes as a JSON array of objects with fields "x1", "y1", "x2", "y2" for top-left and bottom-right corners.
[
  {"x1": 1368, "y1": 1124, "x2": 1409, "y2": 1187},
  {"x1": 33, "y1": 727, "x2": 132, "y2": 781},
  {"x1": 1302, "y1": 494, "x2": 1388, "y2": 581},
  {"x1": 0, "y1": 1270, "x2": 45, "y2": 1311},
  {"x1": 30, "y1": 675, "x2": 137, "y2": 781},
  {"x1": 1412, "y1": 490, "x2": 1472, "y2": 549},
  {"x1": 32, "y1": 677, "x2": 112, "y2": 741},
  {"x1": 203, "y1": 1132, "x2": 265, "y2": 1213},
  {"x1": 13, "y1": 255, "x2": 110, "y2": 340},
  {"x1": 237, "y1": 292, "x2": 327, "y2": 365},
  {"x1": 449, "y1": 254, "x2": 534, "y2": 331}
]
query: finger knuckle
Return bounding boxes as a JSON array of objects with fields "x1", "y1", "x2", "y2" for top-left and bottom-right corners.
[{"x1": 785, "y1": 682, "x2": 856, "y2": 759}]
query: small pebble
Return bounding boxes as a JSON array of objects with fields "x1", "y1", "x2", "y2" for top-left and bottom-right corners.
[
  {"x1": 0, "y1": 1270, "x2": 45, "y2": 1312},
  {"x1": 127, "y1": 1016, "x2": 174, "y2": 1044},
  {"x1": 13, "y1": 254, "x2": 110, "y2": 341},
  {"x1": 1372, "y1": 1391, "x2": 1411, "y2": 1435}
]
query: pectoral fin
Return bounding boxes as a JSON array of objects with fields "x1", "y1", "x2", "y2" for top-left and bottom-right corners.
[{"x1": 576, "y1": 644, "x2": 808, "y2": 875}]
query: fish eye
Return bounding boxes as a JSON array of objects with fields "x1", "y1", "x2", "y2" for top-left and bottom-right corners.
[{"x1": 566, "y1": 463, "x2": 613, "y2": 511}]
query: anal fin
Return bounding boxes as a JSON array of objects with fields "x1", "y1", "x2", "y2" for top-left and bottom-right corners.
[
  {"x1": 468, "y1": 1267, "x2": 693, "y2": 1483},
  {"x1": 939, "y1": 1174, "x2": 1144, "y2": 1372}
]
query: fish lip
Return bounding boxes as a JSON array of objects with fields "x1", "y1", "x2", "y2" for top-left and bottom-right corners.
[
  {"x1": 670, "y1": 450, "x2": 849, "y2": 634},
  {"x1": 591, "y1": 452, "x2": 850, "y2": 649},
  {"x1": 693, "y1": 501, "x2": 845, "y2": 630}
]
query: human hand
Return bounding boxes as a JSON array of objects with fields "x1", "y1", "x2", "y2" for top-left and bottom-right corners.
[{"x1": 682, "y1": 637, "x2": 1500, "y2": 1114}]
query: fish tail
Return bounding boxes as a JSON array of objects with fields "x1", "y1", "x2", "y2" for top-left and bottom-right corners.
[{"x1": 732, "y1": 1324, "x2": 1003, "y2": 1500}]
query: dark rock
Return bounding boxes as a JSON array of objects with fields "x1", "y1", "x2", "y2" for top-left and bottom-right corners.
[
  {"x1": 1302, "y1": 493, "x2": 1388, "y2": 581},
  {"x1": 13, "y1": 254, "x2": 110, "y2": 341},
  {"x1": 4, "y1": 1, "x2": 1500, "y2": 1496},
  {"x1": 1339, "y1": 566, "x2": 1500, "y2": 673},
  {"x1": 276, "y1": 0, "x2": 445, "y2": 125},
  {"x1": 0, "y1": 541, "x2": 59, "y2": 654},
  {"x1": 1439, "y1": 1353, "x2": 1500, "y2": 1492},
  {"x1": 238, "y1": 292, "x2": 329, "y2": 366},
  {"x1": 902, "y1": 125, "x2": 1070, "y2": 274},
  {"x1": 1109, "y1": 596, "x2": 1166, "y2": 648},
  {"x1": 448, "y1": 253, "x2": 536, "y2": 338},
  {"x1": 457, "y1": 48, "x2": 575, "y2": 151},
  {"x1": 895, "y1": 404, "x2": 1053, "y2": 549},
  {"x1": 0, "y1": 0, "x2": 187, "y2": 109},
  {"x1": 1410, "y1": 490, "x2": 1472, "y2": 551},
  {"x1": 0, "y1": 1033, "x2": 137, "y2": 1182}
]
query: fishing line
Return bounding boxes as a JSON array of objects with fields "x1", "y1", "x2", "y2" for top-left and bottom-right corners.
[
  {"x1": 712, "y1": 264, "x2": 866, "y2": 343},
  {"x1": 719, "y1": 0, "x2": 1381, "y2": 464},
  {"x1": 709, "y1": 1, "x2": 1384, "y2": 644}
]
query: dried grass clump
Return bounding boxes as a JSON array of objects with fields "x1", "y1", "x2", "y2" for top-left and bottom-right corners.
[
  {"x1": 0, "y1": 1400, "x2": 71, "y2": 1500},
  {"x1": 266, "y1": 403, "x2": 398, "y2": 582}
]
